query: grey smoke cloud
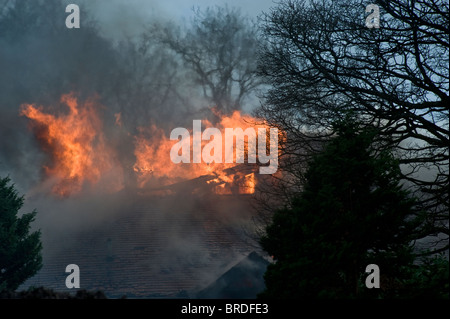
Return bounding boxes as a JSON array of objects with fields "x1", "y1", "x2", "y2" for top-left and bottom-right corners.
[
  {"x1": 79, "y1": 0, "x2": 275, "y2": 41},
  {"x1": 77, "y1": 0, "x2": 164, "y2": 41},
  {"x1": 1, "y1": 0, "x2": 266, "y2": 297}
]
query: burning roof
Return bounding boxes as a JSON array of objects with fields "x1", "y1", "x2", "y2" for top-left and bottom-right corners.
[{"x1": 20, "y1": 93, "x2": 279, "y2": 197}]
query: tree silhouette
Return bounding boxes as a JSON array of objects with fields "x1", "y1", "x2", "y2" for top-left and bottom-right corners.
[
  {"x1": 256, "y1": 0, "x2": 449, "y2": 254},
  {"x1": 148, "y1": 6, "x2": 262, "y2": 114},
  {"x1": 0, "y1": 176, "x2": 42, "y2": 292},
  {"x1": 259, "y1": 121, "x2": 425, "y2": 298}
]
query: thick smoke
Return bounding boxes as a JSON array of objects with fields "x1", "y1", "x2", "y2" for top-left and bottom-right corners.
[{"x1": 0, "y1": 0, "x2": 264, "y2": 297}]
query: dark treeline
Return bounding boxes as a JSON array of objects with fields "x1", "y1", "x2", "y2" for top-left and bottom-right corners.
[
  {"x1": 255, "y1": 0, "x2": 448, "y2": 255},
  {"x1": 255, "y1": 0, "x2": 448, "y2": 298}
]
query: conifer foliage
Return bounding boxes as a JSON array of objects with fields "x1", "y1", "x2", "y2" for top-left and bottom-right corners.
[
  {"x1": 260, "y1": 121, "x2": 424, "y2": 298},
  {"x1": 0, "y1": 176, "x2": 42, "y2": 292}
]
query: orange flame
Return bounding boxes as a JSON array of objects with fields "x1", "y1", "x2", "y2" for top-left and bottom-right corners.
[
  {"x1": 20, "y1": 92, "x2": 279, "y2": 197},
  {"x1": 211, "y1": 172, "x2": 256, "y2": 195},
  {"x1": 20, "y1": 93, "x2": 124, "y2": 196},
  {"x1": 133, "y1": 110, "x2": 271, "y2": 194}
]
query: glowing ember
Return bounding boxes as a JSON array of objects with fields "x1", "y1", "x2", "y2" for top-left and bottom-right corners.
[
  {"x1": 20, "y1": 93, "x2": 124, "y2": 196},
  {"x1": 210, "y1": 172, "x2": 256, "y2": 195}
]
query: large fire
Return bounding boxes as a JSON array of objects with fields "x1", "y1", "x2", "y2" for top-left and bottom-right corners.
[
  {"x1": 133, "y1": 110, "x2": 272, "y2": 194},
  {"x1": 21, "y1": 93, "x2": 278, "y2": 197},
  {"x1": 20, "y1": 93, "x2": 124, "y2": 196}
]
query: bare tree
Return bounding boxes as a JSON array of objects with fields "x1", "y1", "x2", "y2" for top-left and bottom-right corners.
[
  {"x1": 147, "y1": 6, "x2": 263, "y2": 114},
  {"x1": 110, "y1": 36, "x2": 188, "y2": 130},
  {"x1": 256, "y1": 0, "x2": 449, "y2": 254}
]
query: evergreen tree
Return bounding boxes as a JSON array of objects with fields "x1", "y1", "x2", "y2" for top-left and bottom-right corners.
[
  {"x1": 259, "y1": 121, "x2": 424, "y2": 298},
  {"x1": 0, "y1": 176, "x2": 42, "y2": 292}
]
